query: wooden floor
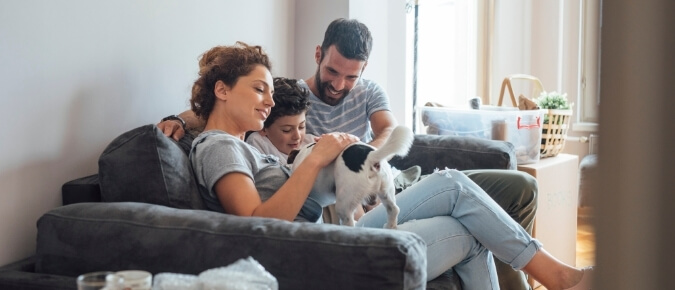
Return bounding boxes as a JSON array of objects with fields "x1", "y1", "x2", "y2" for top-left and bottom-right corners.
[
  {"x1": 575, "y1": 214, "x2": 596, "y2": 268},
  {"x1": 535, "y1": 209, "x2": 595, "y2": 289}
]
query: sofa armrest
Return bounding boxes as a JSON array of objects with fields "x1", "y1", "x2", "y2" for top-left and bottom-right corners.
[
  {"x1": 36, "y1": 202, "x2": 427, "y2": 290},
  {"x1": 0, "y1": 257, "x2": 74, "y2": 290},
  {"x1": 62, "y1": 174, "x2": 100, "y2": 205},
  {"x1": 390, "y1": 134, "x2": 517, "y2": 175}
]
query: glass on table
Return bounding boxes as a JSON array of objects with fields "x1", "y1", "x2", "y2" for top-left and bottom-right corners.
[{"x1": 76, "y1": 271, "x2": 124, "y2": 290}]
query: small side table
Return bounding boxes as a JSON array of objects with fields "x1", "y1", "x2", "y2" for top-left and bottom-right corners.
[{"x1": 518, "y1": 154, "x2": 579, "y2": 288}]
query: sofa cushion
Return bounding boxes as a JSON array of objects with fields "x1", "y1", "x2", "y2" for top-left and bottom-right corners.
[
  {"x1": 98, "y1": 124, "x2": 205, "y2": 209},
  {"x1": 35, "y1": 202, "x2": 427, "y2": 290}
]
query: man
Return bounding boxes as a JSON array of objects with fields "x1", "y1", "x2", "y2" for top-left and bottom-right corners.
[{"x1": 159, "y1": 18, "x2": 536, "y2": 290}]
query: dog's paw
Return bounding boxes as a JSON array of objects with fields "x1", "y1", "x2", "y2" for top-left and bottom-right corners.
[{"x1": 384, "y1": 223, "x2": 397, "y2": 230}]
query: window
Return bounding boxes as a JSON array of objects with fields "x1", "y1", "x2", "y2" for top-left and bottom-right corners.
[
  {"x1": 409, "y1": 0, "x2": 601, "y2": 132},
  {"x1": 410, "y1": 0, "x2": 481, "y2": 110}
]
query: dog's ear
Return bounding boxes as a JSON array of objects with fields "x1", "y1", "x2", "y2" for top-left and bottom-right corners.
[{"x1": 287, "y1": 149, "x2": 300, "y2": 164}]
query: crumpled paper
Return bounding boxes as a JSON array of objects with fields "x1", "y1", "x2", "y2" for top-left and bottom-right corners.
[{"x1": 152, "y1": 257, "x2": 278, "y2": 290}]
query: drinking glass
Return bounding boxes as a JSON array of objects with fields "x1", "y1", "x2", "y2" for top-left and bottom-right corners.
[{"x1": 76, "y1": 271, "x2": 123, "y2": 290}]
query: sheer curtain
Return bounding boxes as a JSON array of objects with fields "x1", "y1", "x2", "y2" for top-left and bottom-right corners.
[{"x1": 413, "y1": 0, "x2": 478, "y2": 110}]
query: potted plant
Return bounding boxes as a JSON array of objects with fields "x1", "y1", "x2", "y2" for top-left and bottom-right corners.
[
  {"x1": 534, "y1": 91, "x2": 573, "y2": 122},
  {"x1": 534, "y1": 91, "x2": 574, "y2": 157}
]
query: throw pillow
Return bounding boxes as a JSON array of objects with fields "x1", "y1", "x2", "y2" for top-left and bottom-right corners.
[{"x1": 98, "y1": 124, "x2": 205, "y2": 209}]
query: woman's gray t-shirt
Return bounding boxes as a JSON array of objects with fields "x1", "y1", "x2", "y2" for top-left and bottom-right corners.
[{"x1": 189, "y1": 130, "x2": 323, "y2": 222}]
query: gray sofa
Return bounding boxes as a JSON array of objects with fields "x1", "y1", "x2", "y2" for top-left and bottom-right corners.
[{"x1": 0, "y1": 124, "x2": 517, "y2": 290}]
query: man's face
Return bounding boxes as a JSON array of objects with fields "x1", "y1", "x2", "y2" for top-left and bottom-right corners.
[{"x1": 314, "y1": 45, "x2": 367, "y2": 106}]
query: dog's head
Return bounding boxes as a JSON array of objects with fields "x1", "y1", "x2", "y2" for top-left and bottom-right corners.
[
  {"x1": 287, "y1": 142, "x2": 317, "y2": 168},
  {"x1": 287, "y1": 149, "x2": 301, "y2": 165}
]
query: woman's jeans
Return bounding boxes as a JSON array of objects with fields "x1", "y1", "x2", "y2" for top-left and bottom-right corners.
[{"x1": 357, "y1": 169, "x2": 542, "y2": 290}]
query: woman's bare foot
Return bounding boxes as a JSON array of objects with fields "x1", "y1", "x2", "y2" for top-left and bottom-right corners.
[{"x1": 564, "y1": 267, "x2": 594, "y2": 290}]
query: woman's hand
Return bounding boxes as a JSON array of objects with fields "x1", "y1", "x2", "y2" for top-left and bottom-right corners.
[{"x1": 307, "y1": 133, "x2": 360, "y2": 168}]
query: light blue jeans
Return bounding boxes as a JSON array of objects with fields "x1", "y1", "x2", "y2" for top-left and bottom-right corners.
[{"x1": 356, "y1": 169, "x2": 542, "y2": 289}]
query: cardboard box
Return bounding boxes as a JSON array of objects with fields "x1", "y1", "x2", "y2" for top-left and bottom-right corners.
[{"x1": 518, "y1": 153, "x2": 579, "y2": 288}]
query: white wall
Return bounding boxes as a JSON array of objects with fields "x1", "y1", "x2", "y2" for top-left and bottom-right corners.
[
  {"x1": 293, "y1": 0, "x2": 348, "y2": 80},
  {"x1": 0, "y1": 0, "x2": 296, "y2": 266}
]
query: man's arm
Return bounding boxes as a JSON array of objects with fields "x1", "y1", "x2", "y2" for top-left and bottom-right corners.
[
  {"x1": 367, "y1": 110, "x2": 398, "y2": 148},
  {"x1": 157, "y1": 110, "x2": 206, "y2": 141}
]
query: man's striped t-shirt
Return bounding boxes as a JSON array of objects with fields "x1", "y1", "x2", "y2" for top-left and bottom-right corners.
[{"x1": 297, "y1": 78, "x2": 391, "y2": 143}]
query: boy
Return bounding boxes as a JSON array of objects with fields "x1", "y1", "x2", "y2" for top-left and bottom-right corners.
[{"x1": 246, "y1": 77, "x2": 315, "y2": 166}]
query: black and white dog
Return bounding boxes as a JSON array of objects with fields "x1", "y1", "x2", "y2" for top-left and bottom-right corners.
[{"x1": 288, "y1": 126, "x2": 414, "y2": 229}]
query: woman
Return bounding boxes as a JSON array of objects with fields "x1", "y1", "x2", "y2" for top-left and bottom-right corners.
[{"x1": 188, "y1": 42, "x2": 592, "y2": 290}]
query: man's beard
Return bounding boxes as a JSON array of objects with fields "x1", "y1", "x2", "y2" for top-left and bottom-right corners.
[{"x1": 314, "y1": 69, "x2": 350, "y2": 106}]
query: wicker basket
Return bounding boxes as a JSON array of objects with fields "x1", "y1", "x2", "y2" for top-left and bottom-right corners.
[
  {"x1": 497, "y1": 74, "x2": 544, "y2": 107},
  {"x1": 540, "y1": 109, "x2": 573, "y2": 158}
]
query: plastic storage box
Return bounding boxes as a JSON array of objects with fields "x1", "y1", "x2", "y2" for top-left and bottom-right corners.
[{"x1": 416, "y1": 106, "x2": 544, "y2": 164}]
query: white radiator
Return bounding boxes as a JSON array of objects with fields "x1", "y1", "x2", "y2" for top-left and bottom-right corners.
[{"x1": 567, "y1": 134, "x2": 599, "y2": 154}]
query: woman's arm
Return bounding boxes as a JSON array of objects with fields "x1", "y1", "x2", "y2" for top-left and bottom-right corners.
[{"x1": 213, "y1": 133, "x2": 359, "y2": 221}]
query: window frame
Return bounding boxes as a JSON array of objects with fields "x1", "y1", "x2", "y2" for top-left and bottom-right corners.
[{"x1": 576, "y1": 0, "x2": 601, "y2": 129}]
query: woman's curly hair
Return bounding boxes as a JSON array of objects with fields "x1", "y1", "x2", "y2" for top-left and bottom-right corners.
[
  {"x1": 264, "y1": 77, "x2": 311, "y2": 128},
  {"x1": 190, "y1": 42, "x2": 272, "y2": 121}
]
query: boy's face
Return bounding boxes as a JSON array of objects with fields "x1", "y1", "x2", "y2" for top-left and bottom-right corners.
[{"x1": 260, "y1": 112, "x2": 307, "y2": 155}]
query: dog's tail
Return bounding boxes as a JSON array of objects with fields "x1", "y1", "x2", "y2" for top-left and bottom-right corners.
[{"x1": 367, "y1": 126, "x2": 415, "y2": 162}]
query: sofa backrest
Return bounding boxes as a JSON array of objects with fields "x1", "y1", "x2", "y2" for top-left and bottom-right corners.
[
  {"x1": 390, "y1": 134, "x2": 517, "y2": 175},
  {"x1": 98, "y1": 124, "x2": 206, "y2": 209}
]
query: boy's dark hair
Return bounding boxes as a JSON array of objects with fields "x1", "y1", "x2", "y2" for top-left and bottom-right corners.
[
  {"x1": 264, "y1": 77, "x2": 310, "y2": 128},
  {"x1": 320, "y1": 18, "x2": 372, "y2": 63}
]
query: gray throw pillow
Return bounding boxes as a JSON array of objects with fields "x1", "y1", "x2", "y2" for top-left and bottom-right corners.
[{"x1": 98, "y1": 124, "x2": 205, "y2": 209}]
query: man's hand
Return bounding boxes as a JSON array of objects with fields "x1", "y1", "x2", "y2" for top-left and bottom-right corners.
[
  {"x1": 157, "y1": 120, "x2": 185, "y2": 141},
  {"x1": 158, "y1": 110, "x2": 202, "y2": 141}
]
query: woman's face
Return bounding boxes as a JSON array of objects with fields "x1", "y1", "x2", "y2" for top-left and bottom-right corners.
[
  {"x1": 221, "y1": 65, "x2": 274, "y2": 132},
  {"x1": 260, "y1": 112, "x2": 307, "y2": 155}
]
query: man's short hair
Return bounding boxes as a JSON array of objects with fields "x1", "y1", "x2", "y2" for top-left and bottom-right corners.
[{"x1": 320, "y1": 18, "x2": 372, "y2": 62}]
